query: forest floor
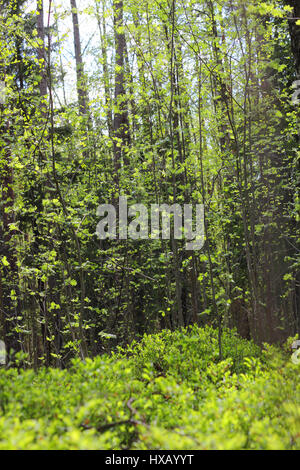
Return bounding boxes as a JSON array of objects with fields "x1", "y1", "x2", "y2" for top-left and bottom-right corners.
[{"x1": 0, "y1": 326, "x2": 299, "y2": 450}]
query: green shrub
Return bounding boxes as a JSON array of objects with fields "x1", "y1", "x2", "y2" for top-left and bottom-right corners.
[{"x1": 0, "y1": 326, "x2": 299, "y2": 450}]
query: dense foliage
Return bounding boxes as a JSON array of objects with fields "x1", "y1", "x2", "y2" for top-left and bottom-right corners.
[
  {"x1": 0, "y1": 0, "x2": 300, "y2": 369},
  {"x1": 0, "y1": 326, "x2": 299, "y2": 450},
  {"x1": 0, "y1": 0, "x2": 299, "y2": 452}
]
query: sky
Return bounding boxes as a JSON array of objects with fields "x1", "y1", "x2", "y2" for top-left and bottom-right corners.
[{"x1": 26, "y1": 0, "x2": 111, "y2": 107}]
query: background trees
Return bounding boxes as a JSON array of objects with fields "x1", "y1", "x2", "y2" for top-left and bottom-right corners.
[{"x1": 0, "y1": 0, "x2": 299, "y2": 367}]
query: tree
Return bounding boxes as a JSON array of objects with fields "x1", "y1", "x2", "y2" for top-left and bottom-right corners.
[
  {"x1": 70, "y1": 0, "x2": 88, "y2": 115},
  {"x1": 113, "y1": 0, "x2": 130, "y2": 175}
]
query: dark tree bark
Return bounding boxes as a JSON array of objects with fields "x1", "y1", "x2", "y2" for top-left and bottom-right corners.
[
  {"x1": 113, "y1": 0, "x2": 130, "y2": 173},
  {"x1": 96, "y1": 0, "x2": 113, "y2": 137},
  {"x1": 0, "y1": 1, "x2": 22, "y2": 365},
  {"x1": 0, "y1": 119, "x2": 22, "y2": 365},
  {"x1": 287, "y1": 0, "x2": 300, "y2": 80},
  {"x1": 286, "y1": 0, "x2": 300, "y2": 335},
  {"x1": 70, "y1": 0, "x2": 88, "y2": 115},
  {"x1": 37, "y1": 0, "x2": 47, "y2": 101}
]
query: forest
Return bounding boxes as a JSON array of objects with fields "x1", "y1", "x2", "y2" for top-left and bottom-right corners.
[{"x1": 0, "y1": 0, "x2": 299, "y2": 451}]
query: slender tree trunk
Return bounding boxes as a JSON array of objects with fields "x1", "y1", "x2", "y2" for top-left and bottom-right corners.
[
  {"x1": 287, "y1": 0, "x2": 300, "y2": 80},
  {"x1": 0, "y1": 1, "x2": 22, "y2": 364},
  {"x1": 0, "y1": 119, "x2": 22, "y2": 365},
  {"x1": 96, "y1": 0, "x2": 113, "y2": 137},
  {"x1": 113, "y1": 0, "x2": 130, "y2": 174},
  {"x1": 70, "y1": 0, "x2": 88, "y2": 115},
  {"x1": 37, "y1": 0, "x2": 47, "y2": 102}
]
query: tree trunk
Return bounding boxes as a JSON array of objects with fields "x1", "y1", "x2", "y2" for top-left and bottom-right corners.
[
  {"x1": 70, "y1": 0, "x2": 88, "y2": 115},
  {"x1": 37, "y1": 0, "x2": 47, "y2": 102},
  {"x1": 113, "y1": 0, "x2": 130, "y2": 174},
  {"x1": 95, "y1": 0, "x2": 113, "y2": 137},
  {"x1": 287, "y1": 0, "x2": 300, "y2": 80},
  {"x1": 0, "y1": 119, "x2": 22, "y2": 365}
]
